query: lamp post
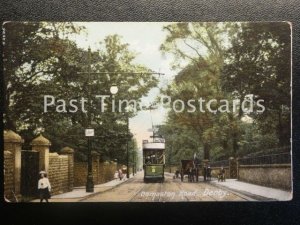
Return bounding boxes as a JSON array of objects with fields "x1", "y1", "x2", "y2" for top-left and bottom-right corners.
[
  {"x1": 132, "y1": 151, "x2": 135, "y2": 176},
  {"x1": 133, "y1": 151, "x2": 136, "y2": 175},
  {"x1": 86, "y1": 47, "x2": 94, "y2": 192},
  {"x1": 126, "y1": 114, "x2": 130, "y2": 179}
]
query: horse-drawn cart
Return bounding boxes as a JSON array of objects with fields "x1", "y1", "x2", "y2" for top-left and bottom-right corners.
[{"x1": 180, "y1": 160, "x2": 200, "y2": 182}]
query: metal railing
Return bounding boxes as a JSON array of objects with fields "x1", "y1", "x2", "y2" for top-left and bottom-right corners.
[
  {"x1": 238, "y1": 152, "x2": 291, "y2": 166},
  {"x1": 243, "y1": 146, "x2": 290, "y2": 157}
]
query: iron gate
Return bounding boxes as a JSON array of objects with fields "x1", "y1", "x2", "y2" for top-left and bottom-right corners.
[{"x1": 21, "y1": 150, "x2": 40, "y2": 198}]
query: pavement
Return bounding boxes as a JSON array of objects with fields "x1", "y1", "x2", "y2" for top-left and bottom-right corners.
[
  {"x1": 31, "y1": 173, "x2": 292, "y2": 202},
  {"x1": 31, "y1": 173, "x2": 136, "y2": 202},
  {"x1": 210, "y1": 178, "x2": 292, "y2": 201}
]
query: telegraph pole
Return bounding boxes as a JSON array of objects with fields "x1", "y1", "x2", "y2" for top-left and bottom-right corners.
[{"x1": 126, "y1": 115, "x2": 130, "y2": 179}]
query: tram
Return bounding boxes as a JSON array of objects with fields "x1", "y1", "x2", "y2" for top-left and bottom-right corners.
[{"x1": 142, "y1": 137, "x2": 165, "y2": 182}]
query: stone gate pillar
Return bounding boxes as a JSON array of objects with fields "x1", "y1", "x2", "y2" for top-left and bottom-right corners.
[
  {"x1": 4, "y1": 130, "x2": 24, "y2": 199},
  {"x1": 30, "y1": 134, "x2": 51, "y2": 173},
  {"x1": 61, "y1": 147, "x2": 74, "y2": 191}
]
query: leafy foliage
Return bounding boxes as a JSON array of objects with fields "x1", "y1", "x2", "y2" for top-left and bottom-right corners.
[
  {"x1": 3, "y1": 22, "x2": 158, "y2": 163},
  {"x1": 159, "y1": 22, "x2": 291, "y2": 165}
]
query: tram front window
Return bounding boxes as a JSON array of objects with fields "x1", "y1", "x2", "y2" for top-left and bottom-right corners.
[{"x1": 144, "y1": 150, "x2": 164, "y2": 164}]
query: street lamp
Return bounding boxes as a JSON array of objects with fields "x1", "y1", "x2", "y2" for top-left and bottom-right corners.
[{"x1": 110, "y1": 85, "x2": 119, "y2": 95}]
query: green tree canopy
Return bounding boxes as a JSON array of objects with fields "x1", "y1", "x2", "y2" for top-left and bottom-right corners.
[
  {"x1": 3, "y1": 22, "x2": 159, "y2": 163},
  {"x1": 159, "y1": 22, "x2": 290, "y2": 164}
]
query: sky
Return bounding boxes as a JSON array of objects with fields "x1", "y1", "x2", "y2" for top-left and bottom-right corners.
[{"x1": 72, "y1": 22, "x2": 178, "y2": 149}]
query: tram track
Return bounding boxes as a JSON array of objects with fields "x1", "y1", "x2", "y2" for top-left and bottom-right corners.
[
  {"x1": 170, "y1": 175, "x2": 250, "y2": 201},
  {"x1": 172, "y1": 175, "x2": 219, "y2": 201},
  {"x1": 129, "y1": 180, "x2": 165, "y2": 202},
  {"x1": 82, "y1": 172, "x2": 250, "y2": 202},
  {"x1": 128, "y1": 180, "x2": 153, "y2": 202}
]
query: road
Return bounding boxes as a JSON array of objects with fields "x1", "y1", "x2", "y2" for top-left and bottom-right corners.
[{"x1": 81, "y1": 172, "x2": 253, "y2": 202}]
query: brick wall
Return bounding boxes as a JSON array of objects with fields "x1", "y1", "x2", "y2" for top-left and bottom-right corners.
[
  {"x1": 61, "y1": 147, "x2": 74, "y2": 191},
  {"x1": 4, "y1": 131, "x2": 77, "y2": 200},
  {"x1": 4, "y1": 151, "x2": 14, "y2": 201},
  {"x1": 238, "y1": 164, "x2": 291, "y2": 190},
  {"x1": 48, "y1": 153, "x2": 69, "y2": 195},
  {"x1": 74, "y1": 160, "x2": 118, "y2": 187},
  {"x1": 98, "y1": 162, "x2": 106, "y2": 184},
  {"x1": 74, "y1": 162, "x2": 87, "y2": 187},
  {"x1": 93, "y1": 158, "x2": 100, "y2": 184},
  {"x1": 100, "y1": 162, "x2": 117, "y2": 183}
]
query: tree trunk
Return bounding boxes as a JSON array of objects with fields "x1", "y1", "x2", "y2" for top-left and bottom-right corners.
[
  {"x1": 228, "y1": 112, "x2": 239, "y2": 157},
  {"x1": 222, "y1": 140, "x2": 229, "y2": 157},
  {"x1": 204, "y1": 143, "x2": 210, "y2": 160},
  {"x1": 238, "y1": 95, "x2": 244, "y2": 119},
  {"x1": 278, "y1": 110, "x2": 284, "y2": 147},
  {"x1": 4, "y1": 90, "x2": 16, "y2": 130},
  {"x1": 232, "y1": 131, "x2": 239, "y2": 157}
]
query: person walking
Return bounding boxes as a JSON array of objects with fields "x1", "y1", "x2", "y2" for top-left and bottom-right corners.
[
  {"x1": 203, "y1": 166, "x2": 207, "y2": 181},
  {"x1": 221, "y1": 166, "x2": 226, "y2": 182},
  {"x1": 207, "y1": 165, "x2": 211, "y2": 181},
  {"x1": 118, "y1": 169, "x2": 123, "y2": 181},
  {"x1": 38, "y1": 171, "x2": 51, "y2": 202}
]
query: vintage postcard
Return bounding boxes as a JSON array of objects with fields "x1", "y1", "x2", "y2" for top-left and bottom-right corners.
[{"x1": 3, "y1": 22, "x2": 292, "y2": 202}]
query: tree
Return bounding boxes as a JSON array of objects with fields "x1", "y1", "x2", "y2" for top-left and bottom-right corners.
[
  {"x1": 160, "y1": 22, "x2": 236, "y2": 160},
  {"x1": 222, "y1": 22, "x2": 291, "y2": 147},
  {"x1": 157, "y1": 123, "x2": 202, "y2": 166},
  {"x1": 3, "y1": 22, "x2": 159, "y2": 163},
  {"x1": 75, "y1": 34, "x2": 158, "y2": 162},
  {"x1": 159, "y1": 22, "x2": 290, "y2": 162},
  {"x1": 3, "y1": 22, "x2": 85, "y2": 130}
]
